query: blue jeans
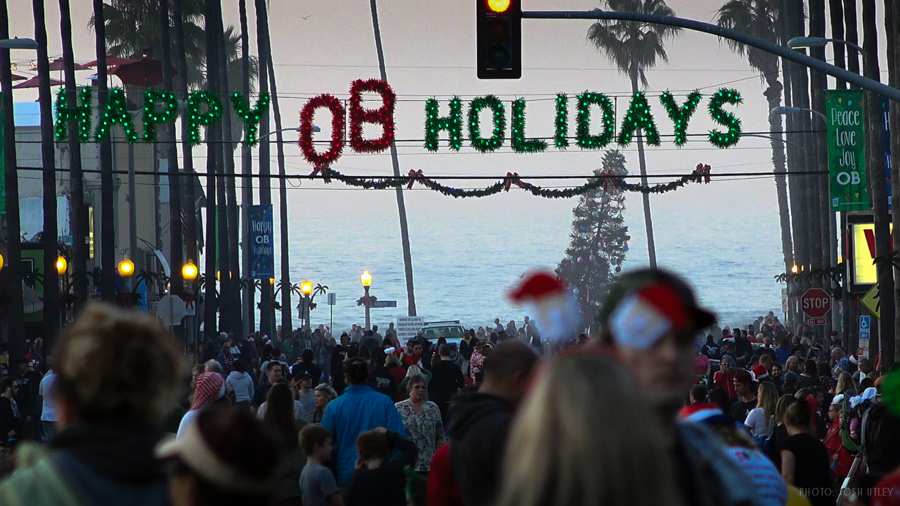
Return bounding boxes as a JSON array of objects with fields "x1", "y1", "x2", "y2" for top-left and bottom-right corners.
[{"x1": 41, "y1": 421, "x2": 57, "y2": 443}]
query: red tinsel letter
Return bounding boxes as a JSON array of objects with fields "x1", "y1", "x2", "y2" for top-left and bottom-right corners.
[
  {"x1": 299, "y1": 94, "x2": 345, "y2": 167},
  {"x1": 348, "y1": 78, "x2": 396, "y2": 153}
]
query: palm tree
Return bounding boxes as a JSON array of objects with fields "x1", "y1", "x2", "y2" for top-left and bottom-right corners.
[
  {"x1": 255, "y1": 0, "x2": 274, "y2": 337},
  {"x1": 716, "y1": 0, "x2": 794, "y2": 277},
  {"x1": 202, "y1": 0, "x2": 219, "y2": 339},
  {"x1": 93, "y1": 0, "x2": 116, "y2": 301},
  {"x1": 586, "y1": 0, "x2": 679, "y2": 269},
  {"x1": 255, "y1": 0, "x2": 292, "y2": 337},
  {"x1": 1, "y1": 0, "x2": 27, "y2": 370},
  {"x1": 887, "y1": 0, "x2": 900, "y2": 365},
  {"x1": 33, "y1": 0, "x2": 59, "y2": 341},
  {"x1": 173, "y1": 0, "x2": 198, "y2": 279},
  {"x1": 239, "y1": 0, "x2": 254, "y2": 335},
  {"x1": 59, "y1": 0, "x2": 87, "y2": 309},
  {"x1": 828, "y1": 0, "x2": 847, "y2": 89},
  {"x1": 159, "y1": 0, "x2": 183, "y2": 298},
  {"x1": 842, "y1": 0, "x2": 861, "y2": 75}
]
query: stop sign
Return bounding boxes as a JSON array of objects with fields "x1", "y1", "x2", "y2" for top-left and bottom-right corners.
[{"x1": 801, "y1": 288, "x2": 832, "y2": 318}]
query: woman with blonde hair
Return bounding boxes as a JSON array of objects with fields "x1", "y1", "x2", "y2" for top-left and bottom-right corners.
[
  {"x1": 496, "y1": 353, "x2": 678, "y2": 506},
  {"x1": 834, "y1": 372, "x2": 855, "y2": 396},
  {"x1": 745, "y1": 382, "x2": 779, "y2": 443}
]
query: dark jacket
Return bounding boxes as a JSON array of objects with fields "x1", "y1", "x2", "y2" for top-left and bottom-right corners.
[
  {"x1": 347, "y1": 431, "x2": 417, "y2": 506},
  {"x1": 429, "y1": 361, "x2": 465, "y2": 420},
  {"x1": 0, "y1": 422, "x2": 169, "y2": 506},
  {"x1": 446, "y1": 392, "x2": 513, "y2": 506}
]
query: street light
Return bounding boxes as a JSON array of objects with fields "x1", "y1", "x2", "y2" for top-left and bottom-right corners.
[
  {"x1": 0, "y1": 252, "x2": 4, "y2": 272},
  {"x1": 360, "y1": 270, "x2": 373, "y2": 331},
  {"x1": 117, "y1": 258, "x2": 135, "y2": 278},
  {"x1": 769, "y1": 106, "x2": 827, "y2": 124},
  {"x1": 0, "y1": 38, "x2": 39, "y2": 50},
  {"x1": 300, "y1": 280, "x2": 314, "y2": 297},
  {"x1": 787, "y1": 36, "x2": 863, "y2": 54},
  {"x1": 55, "y1": 255, "x2": 68, "y2": 276},
  {"x1": 181, "y1": 260, "x2": 199, "y2": 282}
]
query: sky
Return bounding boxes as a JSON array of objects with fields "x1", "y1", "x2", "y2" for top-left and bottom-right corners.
[{"x1": 5, "y1": 0, "x2": 891, "y2": 326}]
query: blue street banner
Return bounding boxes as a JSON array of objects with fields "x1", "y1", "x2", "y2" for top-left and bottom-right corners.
[{"x1": 249, "y1": 204, "x2": 274, "y2": 279}]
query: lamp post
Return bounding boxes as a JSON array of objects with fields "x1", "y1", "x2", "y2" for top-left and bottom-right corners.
[
  {"x1": 299, "y1": 279, "x2": 314, "y2": 332},
  {"x1": 360, "y1": 270, "x2": 373, "y2": 331},
  {"x1": 181, "y1": 260, "x2": 199, "y2": 352}
]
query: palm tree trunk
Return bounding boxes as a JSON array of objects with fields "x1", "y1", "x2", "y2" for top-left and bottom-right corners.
[
  {"x1": 238, "y1": 0, "x2": 254, "y2": 336},
  {"x1": 212, "y1": 0, "x2": 240, "y2": 335},
  {"x1": 862, "y1": 0, "x2": 893, "y2": 367},
  {"x1": 59, "y1": 0, "x2": 85, "y2": 312},
  {"x1": 203, "y1": 0, "x2": 219, "y2": 339},
  {"x1": 0, "y1": 0, "x2": 26, "y2": 373},
  {"x1": 256, "y1": 3, "x2": 293, "y2": 336},
  {"x1": 93, "y1": 0, "x2": 116, "y2": 301},
  {"x1": 842, "y1": 0, "x2": 861, "y2": 77},
  {"x1": 629, "y1": 71, "x2": 657, "y2": 268},
  {"x1": 173, "y1": 0, "x2": 197, "y2": 287},
  {"x1": 828, "y1": 0, "x2": 847, "y2": 89},
  {"x1": 884, "y1": 0, "x2": 900, "y2": 366},
  {"x1": 159, "y1": 0, "x2": 183, "y2": 299},
  {"x1": 764, "y1": 80, "x2": 794, "y2": 275},
  {"x1": 33, "y1": 0, "x2": 59, "y2": 343},
  {"x1": 369, "y1": 0, "x2": 417, "y2": 315},
  {"x1": 255, "y1": 0, "x2": 274, "y2": 336}
]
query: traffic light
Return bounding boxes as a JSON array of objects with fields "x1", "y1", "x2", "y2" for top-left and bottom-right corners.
[{"x1": 476, "y1": 0, "x2": 521, "y2": 79}]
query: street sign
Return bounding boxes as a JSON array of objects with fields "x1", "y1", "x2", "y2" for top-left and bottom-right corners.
[
  {"x1": 862, "y1": 285, "x2": 880, "y2": 318},
  {"x1": 825, "y1": 90, "x2": 870, "y2": 211},
  {"x1": 801, "y1": 288, "x2": 831, "y2": 325},
  {"x1": 396, "y1": 316, "x2": 425, "y2": 343},
  {"x1": 371, "y1": 300, "x2": 397, "y2": 308},
  {"x1": 248, "y1": 205, "x2": 274, "y2": 279},
  {"x1": 327, "y1": 293, "x2": 336, "y2": 306},
  {"x1": 859, "y1": 315, "x2": 872, "y2": 358}
]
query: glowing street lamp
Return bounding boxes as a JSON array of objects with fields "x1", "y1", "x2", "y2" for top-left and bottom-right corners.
[
  {"x1": 55, "y1": 255, "x2": 68, "y2": 275},
  {"x1": 360, "y1": 270, "x2": 373, "y2": 330},
  {"x1": 360, "y1": 270, "x2": 373, "y2": 288},
  {"x1": 181, "y1": 261, "x2": 199, "y2": 282},
  {"x1": 117, "y1": 258, "x2": 135, "y2": 278},
  {"x1": 0, "y1": 252, "x2": 4, "y2": 272},
  {"x1": 300, "y1": 279, "x2": 314, "y2": 297}
]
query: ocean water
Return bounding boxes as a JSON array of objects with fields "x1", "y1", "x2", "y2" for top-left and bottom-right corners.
[{"x1": 268, "y1": 176, "x2": 785, "y2": 333}]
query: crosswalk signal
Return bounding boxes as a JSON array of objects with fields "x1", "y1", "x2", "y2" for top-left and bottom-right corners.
[{"x1": 477, "y1": 0, "x2": 521, "y2": 79}]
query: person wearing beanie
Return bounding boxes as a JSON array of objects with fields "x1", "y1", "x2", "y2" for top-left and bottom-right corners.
[{"x1": 597, "y1": 268, "x2": 761, "y2": 506}]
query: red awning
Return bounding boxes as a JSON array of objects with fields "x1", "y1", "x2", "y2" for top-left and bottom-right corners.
[
  {"x1": 84, "y1": 56, "x2": 137, "y2": 71},
  {"x1": 12, "y1": 76, "x2": 64, "y2": 89},
  {"x1": 11, "y1": 72, "x2": 26, "y2": 81},
  {"x1": 45, "y1": 58, "x2": 91, "y2": 72},
  {"x1": 111, "y1": 57, "x2": 162, "y2": 87}
]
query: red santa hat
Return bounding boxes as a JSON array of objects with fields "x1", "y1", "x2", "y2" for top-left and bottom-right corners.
[
  {"x1": 508, "y1": 271, "x2": 582, "y2": 343},
  {"x1": 677, "y1": 402, "x2": 725, "y2": 423}
]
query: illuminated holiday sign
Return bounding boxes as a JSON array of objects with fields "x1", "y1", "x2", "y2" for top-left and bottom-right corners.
[{"x1": 55, "y1": 78, "x2": 744, "y2": 166}]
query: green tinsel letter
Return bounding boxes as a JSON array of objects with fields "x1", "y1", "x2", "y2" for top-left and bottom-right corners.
[
  {"x1": 708, "y1": 88, "x2": 743, "y2": 148},
  {"x1": 424, "y1": 97, "x2": 463, "y2": 151},
  {"x1": 468, "y1": 95, "x2": 506, "y2": 153},
  {"x1": 511, "y1": 99, "x2": 547, "y2": 153},
  {"x1": 660, "y1": 91, "x2": 702, "y2": 147},
  {"x1": 54, "y1": 86, "x2": 92, "y2": 142},
  {"x1": 142, "y1": 89, "x2": 179, "y2": 142},
  {"x1": 187, "y1": 90, "x2": 223, "y2": 146},
  {"x1": 617, "y1": 91, "x2": 660, "y2": 146},
  {"x1": 576, "y1": 92, "x2": 615, "y2": 149},
  {"x1": 94, "y1": 88, "x2": 138, "y2": 143},
  {"x1": 232, "y1": 91, "x2": 270, "y2": 146}
]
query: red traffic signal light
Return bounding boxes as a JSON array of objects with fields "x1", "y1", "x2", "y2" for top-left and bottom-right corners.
[{"x1": 477, "y1": 0, "x2": 521, "y2": 79}]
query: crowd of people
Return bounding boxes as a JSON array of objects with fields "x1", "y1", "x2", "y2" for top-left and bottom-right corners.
[{"x1": 0, "y1": 267, "x2": 899, "y2": 506}]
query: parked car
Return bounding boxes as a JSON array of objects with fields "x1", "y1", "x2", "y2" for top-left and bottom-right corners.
[{"x1": 420, "y1": 320, "x2": 465, "y2": 361}]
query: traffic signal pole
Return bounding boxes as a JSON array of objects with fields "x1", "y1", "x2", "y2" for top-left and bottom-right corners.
[{"x1": 518, "y1": 9, "x2": 900, "y2": 103}]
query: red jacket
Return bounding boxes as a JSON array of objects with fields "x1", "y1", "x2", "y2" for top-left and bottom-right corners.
[{"x1": 427, "y1": 444, "x2": 463, "y2": 506}]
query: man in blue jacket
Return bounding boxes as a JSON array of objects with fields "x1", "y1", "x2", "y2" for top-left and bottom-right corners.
[{"x1": 322, "y1": 356, "x2": 407, "y2": 486}]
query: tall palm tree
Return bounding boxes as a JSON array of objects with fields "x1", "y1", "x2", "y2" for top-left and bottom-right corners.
[
  {"x1": 887, "y1": 0, "x2": 900, "y2": 365},
  {"x1": 202, "y1": 0, "x2": 219, "y2": 339},
  {"x1": 159, "y1": 0, "x2": 183, "y2": 298},
  {"x1": 59, "y1": 0, "x2": 86, "y2": 310},
  {"x1": 716, "y1": 0, "x2": 793, "y2": 277},
  {"x1": 587, "y1": 0, "x2": 680, "y2": 269},
  {"x1": 369, "y1": 0, "x2": 417, "y2": 315},
  {"x1": 842, "y1": 0, "x2": 861, "y2": 76},
  {"x1": 255, "y1": 0, "x2": 274, "y2": 337},
  {"x1": 828, "y1": 0, "x2": 847, "y2": 89},
  {"x1": 239, "y1": 0, "x2": 254, "y2": 335},
  {"x1": 862, "y1": 0, "x2": 894, "y2": 367},
  {"x1": 93, "y1": 0, "x2": 116, "y2": 301},
  {"x1": 255, "y1": 0, "x2": 292, "y2": 337},
  {"x1": 1, "y1": 0, "x2": 26, "y2": 371},
  {"x1": 33, "y1": 0, "x2": 59, "y2": 342},
  {"x1": 173, "y1": 0, "x2": 198, "y2": 278}
]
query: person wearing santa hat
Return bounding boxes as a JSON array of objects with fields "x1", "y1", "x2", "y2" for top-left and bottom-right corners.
[{"x1": 597, "y1": 268, "x2": 762, "y2": 506}]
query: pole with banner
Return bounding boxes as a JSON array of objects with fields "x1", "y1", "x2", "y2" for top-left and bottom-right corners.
[
  {"x1": 826, "y1": 90, "x2": 870, "y2": 211},
  {"x1": 248, "y1": 205, "x2": 274, "y2": 279}
]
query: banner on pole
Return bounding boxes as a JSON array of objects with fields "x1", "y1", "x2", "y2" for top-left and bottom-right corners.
[
  {"x1": 248, "y1": 205, "x2": 274, "y2": 279},
  {"x1": 826, "y1": 90, "x2": 870, "y2": 211}
]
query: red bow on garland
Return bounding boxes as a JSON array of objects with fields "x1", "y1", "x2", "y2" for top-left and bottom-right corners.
[
  {"x1": 692, "y1": 163, "x2": 712, "y2": 184},
  {"x1": 504, "y1": 171, "x2": 522, "y2": 192},
  {"x1": 310, "y1": 165, "x2": 331, "y2": 183},
  {"x1": 407, "y1": 169, "x2": 425, "y2": 190}
]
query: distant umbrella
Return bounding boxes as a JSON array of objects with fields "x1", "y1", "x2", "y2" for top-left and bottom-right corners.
[
  {"x1": 11, "y1": 72, "x2": 26, "y2": 81},
  {"x1": 84, "y1": 56, "x2": 137, "y2": 71},
  {"x1": 45, "y1": 57, "x2": 90, "y2": 72},
  {"x1": 111, "y1": 57, "x2": 162, "y2": 87},
  {"x1": 12, "y1": 76, "x2": 64, "y2": 89}
]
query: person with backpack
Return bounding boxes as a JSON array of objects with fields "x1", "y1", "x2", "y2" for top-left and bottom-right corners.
[{"x1": 780, "y1": 399, "x2": 833, "y2": 506}]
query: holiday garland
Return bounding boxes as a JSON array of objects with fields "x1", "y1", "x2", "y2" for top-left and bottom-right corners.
[
  {"x1": 708, "y1": 88, "x2": 743, "y2": 148},
  {"x1": 468, "y1": 95, "x2": 506, "y2": 152},
  {"x1": 425, "y1": 97, "x2": 463, "y2": 151},
  {"x1": 349, "y1": 79, "x2": 396, "y2": 153},
  {"x1": 142, "y1": 89, "x2": 179, "y2": 142},
  {"x1": 554, "y1": 94, "x2": 569, "y2": 149},
  {"x1": 617, "y1": 91, "x2": 660, "y2": 146},
  {"x1": 660, "y1": 90, "x2": 702, "y2": 147},
  {"x1": 231, "y1": 91, "x2": 270, "y2": 146},
  {"x1": 305, "y1": 163, "x2": 712, "y2": 199},
  {"x1": 54, "y1": 86, "x2": 92, "y2": 142},
  {"x1": 187, "y1": 90, "x2": 223, "y2": 146},
  {"x1": 94, "y1": 88, "x2": 139, "y2": 143},
  {"x1": 299, "y1": 94, "x2": 345, "y2": 167},
  {"x1": 576, "y1": 92, "x2": 616, "y2": 149},
  {"x1": 511, "y1": 98, "x2": 547, "y2": 153}
]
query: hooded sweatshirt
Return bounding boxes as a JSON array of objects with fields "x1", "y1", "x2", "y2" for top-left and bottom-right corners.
[{"x1": 446, "y1": 392, "x2": 513, "y2": 506}]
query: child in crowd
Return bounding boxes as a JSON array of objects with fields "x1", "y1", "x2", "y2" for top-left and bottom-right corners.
[{"x1": 299, "y1": 424, "x2": 343, "y2": 506}]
